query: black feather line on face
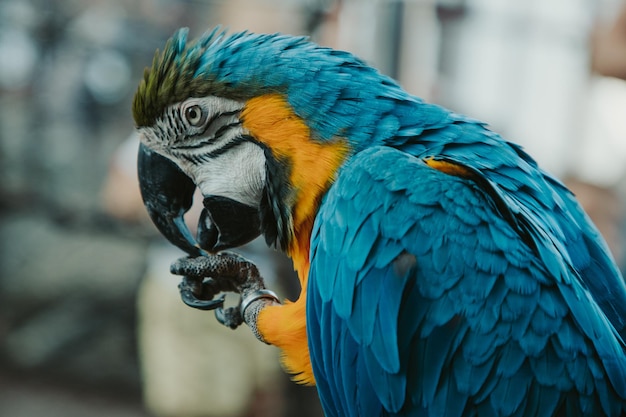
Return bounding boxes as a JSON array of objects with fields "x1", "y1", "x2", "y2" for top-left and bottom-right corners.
[{"x1": 257, "y1": 143, "x2": 293, "y2": 250}]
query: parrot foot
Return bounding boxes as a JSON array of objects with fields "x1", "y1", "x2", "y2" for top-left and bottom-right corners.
[
  {"x1": 178, "y1": 276, "x2": 227, "y2": 311},
  {"x1": 170, "y1": 252, "x2": 280, "y2": 341}
]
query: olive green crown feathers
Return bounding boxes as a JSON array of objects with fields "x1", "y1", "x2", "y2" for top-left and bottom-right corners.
[
  {"x1": 133, "y1": 28, "x2": 219, "y2": 127},
  {"x1": 133, "y1": 27, "x2": 273, "y2": 127}
]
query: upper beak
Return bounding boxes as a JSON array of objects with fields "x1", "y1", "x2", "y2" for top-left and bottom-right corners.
[{"x1": 137, "y1": 142, "x2": 204, "y2": 257}]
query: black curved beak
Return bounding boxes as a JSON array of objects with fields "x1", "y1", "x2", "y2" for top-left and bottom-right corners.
[
  {"x1": 137, "y1": 142, "x2": 204, "y2": 257},
  {"x1": 137, "y1": 142, "x2": 261, "y2": 255},
  {"x1": 137, "y1": 142, "x2": 264, "y2": 312}
]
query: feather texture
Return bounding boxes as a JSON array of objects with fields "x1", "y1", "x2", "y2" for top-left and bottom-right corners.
[{"x1": 308, "y1": 144, "x2": 626, "y2": 416}]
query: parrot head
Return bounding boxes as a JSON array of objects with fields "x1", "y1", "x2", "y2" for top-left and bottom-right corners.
[{"x1": 132, "y1": 28, "x2": 363, "y2": 257}]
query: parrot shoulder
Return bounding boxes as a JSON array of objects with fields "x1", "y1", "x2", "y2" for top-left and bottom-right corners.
[{"x1": 306, "y1": 145, "x2": 626, "y2": 416}]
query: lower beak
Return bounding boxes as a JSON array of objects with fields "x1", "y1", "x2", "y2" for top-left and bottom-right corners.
[
  {"x1": 198, "y1": 196, "x2": 262, "y2": 252},
  {"x1": 137, "y1": 142, "x2": 203, "y2": 257}
]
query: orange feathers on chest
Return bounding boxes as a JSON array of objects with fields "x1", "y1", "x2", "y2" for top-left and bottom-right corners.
[{"x1": 240, "y1": 94, "x2": 350, "y2": 383}]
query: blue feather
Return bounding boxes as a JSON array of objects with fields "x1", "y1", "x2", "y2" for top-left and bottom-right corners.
[
  {"x1": 453, "y1": 347, "x2": 494, "y2": 396},
  {"x1": 496, "y1": 342, "x2": 527, "y2": 378},
  {"x1": 489, "y1": 367, "x2": 532, "y2": 416},
  {"x1": 564, "y1": 355, "x2": 594, "y2": 395}
]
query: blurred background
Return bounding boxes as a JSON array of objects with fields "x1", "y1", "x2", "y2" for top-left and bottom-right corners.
[{"x1": 1, "y1": 0, "x2": 626, "y2": 416}]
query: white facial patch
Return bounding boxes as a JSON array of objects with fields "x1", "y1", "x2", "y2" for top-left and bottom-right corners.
[
  {"x1": 189, "y1": 140, "x2": 267, "y2": 208},
  {"x1": 138, "y1": 95, "x2": 268, "y2": 209}
]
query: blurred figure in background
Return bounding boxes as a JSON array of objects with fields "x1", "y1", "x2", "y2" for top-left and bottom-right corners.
[{"x1": 592, "y1": 1, "x2": 626, "y2": 81}]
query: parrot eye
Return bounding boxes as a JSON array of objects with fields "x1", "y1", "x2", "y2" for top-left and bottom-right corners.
[{"x1": 184, "y1": 104, "x2": 207, "y2": 127}]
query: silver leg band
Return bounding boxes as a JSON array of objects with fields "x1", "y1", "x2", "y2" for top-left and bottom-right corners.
[{"x1": 240, "y1": 289, "x2": 281, "y2": 317}]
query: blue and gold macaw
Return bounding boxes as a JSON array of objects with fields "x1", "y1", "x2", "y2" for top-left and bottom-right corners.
[{"x1": 132, "y1": 28, "x2": 626, "y2": 416}]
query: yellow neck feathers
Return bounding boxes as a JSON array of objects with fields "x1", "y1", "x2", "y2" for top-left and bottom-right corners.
[
  {"x1": 242, "y1": 93, "x2": 350, "y2": 271},
  {"x1": 241, "y1": 93, "x2": 349, "y2": 384}
]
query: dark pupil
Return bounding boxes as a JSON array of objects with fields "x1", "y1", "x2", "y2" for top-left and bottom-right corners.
[{"x1": 187, "y1": 107, "x2": 198, "y2": 121}]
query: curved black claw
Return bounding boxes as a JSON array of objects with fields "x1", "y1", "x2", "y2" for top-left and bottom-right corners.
[
  {"x1": 172, "y1": 253, "x2": 256, "y2": 317},
  {"x1": 215, "y1": 306, "x2": 244, "y2": 329},
  {"x1": 178, "y1": 276, "x2": 226, "y2": 311}
]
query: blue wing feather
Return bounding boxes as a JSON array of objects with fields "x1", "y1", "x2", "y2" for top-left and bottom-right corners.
[{"x1": 307, "y1": 142, "x2": 626, "y2": 416}]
